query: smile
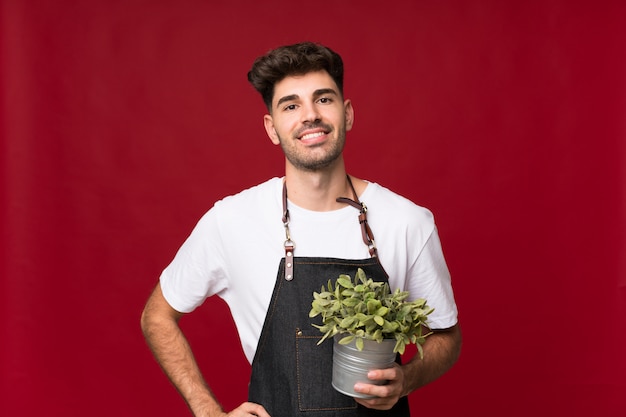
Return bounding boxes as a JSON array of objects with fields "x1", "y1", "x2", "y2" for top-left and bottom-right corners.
[{"x1": 300, "y1": 131, "x2": 326, "y2": 141}]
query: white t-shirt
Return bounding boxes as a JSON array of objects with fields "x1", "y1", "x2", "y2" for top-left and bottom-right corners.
[{"x1": 160, "y1": 177, "x2": 458, "y2": 364}]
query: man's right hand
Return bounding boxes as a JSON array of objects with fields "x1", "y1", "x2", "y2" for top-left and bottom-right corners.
[{"x1": 222, "y1": 402, "x2": 270, "y2": 417}]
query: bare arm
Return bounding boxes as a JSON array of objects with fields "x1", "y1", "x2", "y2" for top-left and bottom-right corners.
[
  {"x1": 400, "y1": 323, "x2": 462, "y2": 392},
  {"x1": 140, "y1": 284, "x2": 271, "y2": 417},
  {"x1": 140, "y1": 283, "x2": 224, "y2": 416},
  {"x1": 354, "y1": 323, "x2": 462, "y2": 409}
]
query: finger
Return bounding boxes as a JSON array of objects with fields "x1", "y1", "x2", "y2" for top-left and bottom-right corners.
[
  {"x1": 244, "y1": 402, "x2": 271, "y2": 417},
  {"x1": 354, "y1": 382, "x2": 392, "y2": 398},
  {"x1": 230, "y1": 402, "x2": 271, "y2": 417},
  {"x1": 354, "y1": 395, "x2": 396, "y2": 411},
  {"x1": 354, "y1": 378, "x2": 403, "y2": 402},
  {"x1": 367, "y1": 365, "x2": 399, "y2": 382}
]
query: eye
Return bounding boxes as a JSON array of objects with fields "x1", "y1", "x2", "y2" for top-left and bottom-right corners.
[
  {"x1": 318, "y1": 97, "x2": 332, "y2": 104},
  {"x1": 283, "y1": 104, "x2": 297, "y2": 111}
]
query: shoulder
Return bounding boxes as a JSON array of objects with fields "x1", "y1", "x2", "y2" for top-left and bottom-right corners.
[
  {"x1": 362, "y1": 182, "x2": 435, "y2": 226},
  {"x1": 213, "y1": 177, "x2": 283, "y2": 212},
  {"x1": 191, "y1": 177, "x2": 282, "y2": 235}
]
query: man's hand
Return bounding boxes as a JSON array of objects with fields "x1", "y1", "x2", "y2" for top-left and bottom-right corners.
[
  {"x1": 353, "y1": 324, "x2": 462, "y2": 410},
  {"x1": 222, "y1": 402, "x2": 271, "y2": 417},
  {"x1": 352, "y1": 364, "x2": 405, "y2": 410},
  {"x1": 192, "y1": 401, "x2": 270, "y2": 417}
]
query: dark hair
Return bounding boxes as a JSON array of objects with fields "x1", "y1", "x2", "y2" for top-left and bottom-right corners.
[{"x1": 247, "y1": 42, "x2": 344, "y2": 110}]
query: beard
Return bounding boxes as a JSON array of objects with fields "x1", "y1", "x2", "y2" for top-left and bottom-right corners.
[{"x1": 277, "y1": 123, "x2": 347, "y2": 172}]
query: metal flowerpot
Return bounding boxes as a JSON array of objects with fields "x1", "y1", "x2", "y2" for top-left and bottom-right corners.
[{"x1": 331, "y1": 334, "x2": 397, "y2": 399}]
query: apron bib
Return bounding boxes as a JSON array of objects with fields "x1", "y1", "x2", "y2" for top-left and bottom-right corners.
[{"x1": 248, "y1": 179, "x2": 410, "y2": 417}]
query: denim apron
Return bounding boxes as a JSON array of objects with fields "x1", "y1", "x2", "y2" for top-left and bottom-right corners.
[{"x1": 248, "y1": 178, "x2": 410, "y2": 417}]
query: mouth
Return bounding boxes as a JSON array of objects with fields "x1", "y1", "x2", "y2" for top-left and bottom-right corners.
[
  {"x1": 296, "y1": 124, "x2": 331, "y2": 144},
  {"x1": 300, "y1": 131, "x2": 327, "y2": 141}
]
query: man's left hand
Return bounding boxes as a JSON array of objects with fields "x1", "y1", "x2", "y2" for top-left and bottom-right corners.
[{"x1": 353, "y1": 363, "x2": 405, "y2": 410}]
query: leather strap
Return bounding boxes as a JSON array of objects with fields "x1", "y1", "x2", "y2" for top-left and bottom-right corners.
[
  {"x1": 336, "y1": 176, "x2": 378, "y2": 258},
  {"x1": 282, "y1": 182, "x2": 295, "y2": 281},
  {"x1": 281, "y1": 175, "x2": 378, "y2": 281}
]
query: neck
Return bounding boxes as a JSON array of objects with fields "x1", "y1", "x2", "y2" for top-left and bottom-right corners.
[{"x1": 284, "y1": 160, "x2": 361, "y2": 211}]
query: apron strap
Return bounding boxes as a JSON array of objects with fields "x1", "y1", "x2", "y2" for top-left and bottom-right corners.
[
  {"x1": 337, "y1": 176, "x2": 378, "y2": 258},
  {"x1": 282, "y1": 181, "x2": 295, "y2": 281},
  {"x1": 281, "y1": 175, "x2": 378, "y2": 282}
]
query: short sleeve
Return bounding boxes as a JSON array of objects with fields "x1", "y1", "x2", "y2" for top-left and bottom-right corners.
[
  {"x1": 406, "y1": 227, "x2": 458, "y2": 329},
  {"x1": 159, "y1": 208, "x2": 229, "y2": 313}
]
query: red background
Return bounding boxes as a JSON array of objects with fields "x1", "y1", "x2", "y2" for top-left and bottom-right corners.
[{"x1": 2, "y1": 1, "x2": 625, "y2": 416}]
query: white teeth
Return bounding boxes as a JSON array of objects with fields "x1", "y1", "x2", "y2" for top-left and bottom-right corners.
[{"x1": 301, "y1": 132, "x2": 325, "y2": 140}]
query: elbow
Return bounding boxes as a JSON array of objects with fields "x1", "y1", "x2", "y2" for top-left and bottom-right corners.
[
  {"x1": 450, "y1": 322, "x2": 462, "y2": 365},
  {"x1": 140, "y1": 303, "x2": 156, "y2": 339},
  {"x1": 140, "y1": 284, "x2": 183, "y2": 339},
  {"x1": 140, "y1": 306, "x2": 150, "y2": 335},
  {"x1": 140, "y1": 287, "x2": 162, "y2": 338}
]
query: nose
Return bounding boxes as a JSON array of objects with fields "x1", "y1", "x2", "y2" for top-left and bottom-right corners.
[{"x1": 301, "y1": 101, "x2": 321, "y2": 124}]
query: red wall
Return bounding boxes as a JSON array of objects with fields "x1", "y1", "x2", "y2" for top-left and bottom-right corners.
[{"x1": 2, "y1": 1, "x2": 625, "y2": 416}]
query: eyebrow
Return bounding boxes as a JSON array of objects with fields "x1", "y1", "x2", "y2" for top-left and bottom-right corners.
[
  {"x1": 276, "y1": 94, "x2": 299, "y2": 107},
  {"x1": 275, "y1": 88, "x2": 339, "y2": 108},
  {"x1": 313, "y1": 88, "x2": 338, "y2": 98}
]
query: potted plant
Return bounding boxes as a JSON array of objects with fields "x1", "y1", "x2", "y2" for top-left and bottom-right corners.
[{"x1": 309, "y1": 268, "x2": 434, "y2": 398}]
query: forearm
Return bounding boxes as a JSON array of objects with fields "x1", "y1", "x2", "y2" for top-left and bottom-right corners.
[
  {"x1": 141, "y1": 287, "x2": 223, "y2": 417},
  {"x1": 400, "y1": 323, "x2": 462, "y2": 396}
]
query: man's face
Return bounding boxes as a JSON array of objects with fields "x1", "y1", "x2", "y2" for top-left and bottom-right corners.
[{"x1": 263, "y1": 70, "x2": 354, "y2": 172}]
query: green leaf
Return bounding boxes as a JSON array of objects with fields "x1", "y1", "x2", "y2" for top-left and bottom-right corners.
[
  {"x1": 372, "y1": 329, "x2": 383, "y2": 342},
  {"x1": 341, "y1": 289, "x2": 355, "y2": 297},
  {"x1": 337, "y1": 276, "x2": 354, "y2": 289},
  {"x1": 376, "y1": 306, "x2": 389, "y2": 317},
  {"x1": 330, "y1": 301, "x2": 342, "y2": 312},
  {"x1": 367, "y1": 299, "x2": 381, "y2": 314},
  {"x1": 355, "y1": 268, "x2": 367, "y2": 283},
  {"x1": 394, "y1": 339, "x2": 406, "y2": 355},
  {"x1": 356, "y1": 337, "x2": 364, "y2": 351},
  {"x1": 339, "y1": 335, "x2": 355, "y2": 345},
  {"x1": 416, "y1": 341, "x2": 425, "y2": 359},
  {"x1": 340, "y1": 317, "x2": 356, "y2": 328},
  {"x1": 382, "y1": 320, "x2": 398, "y2": 333},
  {"x1": 342, "y1": 297, "x2": 360, "y2": 307}
]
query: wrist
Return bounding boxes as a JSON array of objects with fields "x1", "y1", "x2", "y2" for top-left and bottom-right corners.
[{"x1": 188, "y1": 394, "x2": 224, "y2": 417}]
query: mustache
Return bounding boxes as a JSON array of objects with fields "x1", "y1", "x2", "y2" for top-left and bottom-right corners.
[{"x1": 294, "y1": 122, "x2": 333, "y2": 138}]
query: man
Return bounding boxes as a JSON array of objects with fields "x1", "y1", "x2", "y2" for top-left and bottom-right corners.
[{"x1": 141, "y1": 42, "x2": 461, "y2": 417}]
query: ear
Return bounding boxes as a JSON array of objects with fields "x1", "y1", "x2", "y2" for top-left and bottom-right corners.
[
  {"x1": 263, "y1": 114, "x2": 281, "y2": 145},
  {"x1": 344, "y1": 99, "x2": 354, "y2": 132}
]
